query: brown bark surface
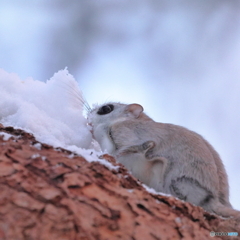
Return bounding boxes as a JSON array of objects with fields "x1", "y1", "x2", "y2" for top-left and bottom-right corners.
[{"x1": 0, "y1": 124, "x2": 239, "y2": 240}]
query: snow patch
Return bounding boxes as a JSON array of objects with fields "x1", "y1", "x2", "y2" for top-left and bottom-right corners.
[
  {"x1": 0, "y1": 132, "x2": 14, "y2": 141},
  {"x1": 0, "y1": 68, "x2": 122, "y2": 173},
  {"x1": 33, "y1": 143, "x2": 42, "y2": 150},
  {"x1": 175, "y1": 217, "x2": 181, "y2": 223},
  {"x1": 127, "y1": 189, "x2": 134, "y2": 193},
  {"x1": 67, "y1": 145, "x2": 119, "y2": 171},
  {"x1": 0, "y1": 68, "x2": 92, "y2": 149},
  {"x1": 31, "y1": 153, "x2": 40, "y2": 159},
  {"x1": 67, "y1": 153, "x2": 75, "y2": 159},
  {"x1": 142, "y1": 184, "x2": 172, "y2": 197}
]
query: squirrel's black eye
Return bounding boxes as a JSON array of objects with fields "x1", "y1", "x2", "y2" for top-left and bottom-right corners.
[{"x1": 97, "y1": 104, "x2": 114, "y2": 115}]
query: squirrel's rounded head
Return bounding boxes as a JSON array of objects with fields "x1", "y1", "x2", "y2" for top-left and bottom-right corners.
[{"x1": 88, "y1": 102, "x2": 152, "y2": 130}]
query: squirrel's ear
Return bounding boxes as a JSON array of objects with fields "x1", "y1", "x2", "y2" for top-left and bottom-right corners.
[{"x1": 125, "y1": 104, "x2": 143, "y2": 118}]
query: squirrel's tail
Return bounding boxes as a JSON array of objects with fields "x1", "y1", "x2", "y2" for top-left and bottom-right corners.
[{"x1": 209, "y1": 201, "x2": 240, "y2": 222}]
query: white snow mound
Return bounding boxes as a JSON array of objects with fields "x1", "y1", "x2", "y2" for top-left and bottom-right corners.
[{"x1": 0, "y1": 68, "x2": 92, "y2": 149}]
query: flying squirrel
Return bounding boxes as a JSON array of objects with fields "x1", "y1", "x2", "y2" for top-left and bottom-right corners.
[{"x1": 88, "y1": 102, "x2": 240, "y2": 220}]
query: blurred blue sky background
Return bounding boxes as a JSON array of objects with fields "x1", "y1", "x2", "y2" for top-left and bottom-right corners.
[{"x1": 0, "y1": 0, "x2": 240, "y2": 209}]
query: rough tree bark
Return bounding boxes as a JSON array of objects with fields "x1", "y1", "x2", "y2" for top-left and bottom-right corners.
[{"x1": 0, "y1": 124, "x2": 239, "y2": 240}]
